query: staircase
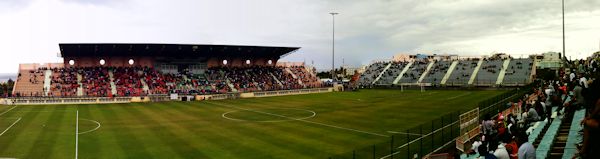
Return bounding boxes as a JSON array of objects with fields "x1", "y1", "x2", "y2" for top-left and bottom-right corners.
[
  {"x1": 441, "y1": 61, "x2": 458, "y2": 85},
  {"x1": 496, "y1": 59, "x2": 511, "y2": 85},
  {"x1": 536, "y1": 110, "x2": 564, "y2": 158},
  {"x1": 392, "y1": 61, "x2": 414, "y2": 85},
  {"x1": 43, "y1": 70, "x2": 52, "y2": 96},
  {"x1": 269, "y1": 72, "x2": 284, "y2": 88},
  {"x1": 140, "y1": 78, "x2": 150, "y2": 93},
  {"x1": 417, "y1": 61, "x2": 436, "y2": 83},
  {"x1": 532, "y1": 107, "x2": 556, "y2": 148},
  {"x1": 284, "y1": 68, "x2": 304, "y2": 87},
  {"x1": 305, "y1": 66, "x2": 317, "y2": 78},
  {"x1": 372, "y1": 62, "x2": 392, "y2": 85},
  {"x1": 560, "y1": 109, "x2": 586, "y2": 159},
  {"x1": 467, "y1": 58, "x2": 484, "y2": 85},
  {"x1": 108, "y1": 70, "x2": 117, "y2": 96},
  {"x1": 225, "y1": 79, "x2": 238, "y2": 92},
  {"x1": 548, "y1": 110, "x2": 580, "y2": 159},
  {"x1": 244, "y1": 71, "x2": 263, "y2": 91},
  {"x1": 76, "y1": 73, "x2": 83, "y2": 96}
]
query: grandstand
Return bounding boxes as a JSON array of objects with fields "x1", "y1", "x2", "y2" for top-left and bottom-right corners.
[
  {"x1": 11, "y1": 43, "x2": 322, "y2": 98},
  {"x1": 374, "y1": 61, "x2": 408, "y2": 85},
  {"x1": 446, "y1": 58, "x2": 479, "y2": 86},
  {"x1": 421, "y1": 60, "x2": 452, "y2": 85},
  {"x1": 357, "y1": 54, "x2": 535, "y2": 87},
  {"x1": 357, "y1": 61, "x2": 388, "y2": 86},
  {"x1": 502, "y1": 58, "x2": 534, "y2": 86},
  {"x1": 473, "y1": 58, "x2": 505, "y2": 86}
]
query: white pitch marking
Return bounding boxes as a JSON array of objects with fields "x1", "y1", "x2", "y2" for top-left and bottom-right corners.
[
  {"x1": 209, "y1": 102, "x2": 389, "y2": 137},
  {"x1": 446, "y1": 92, "x2": 471, "y2": 100},
  {"x1": 221, "y1": 108, "x2": 316, "y2": 122},
  {"x1": 0, "y1": 117, "x2": 21, "y2": 137},
  {"x1": 0, "y1": 106, "x2": 17, "y2": 116},
  {"x1": 75, "y1": 110, "x2": 78, "y2": 159},
  {"x1": 78, "y1": 119, "x2": 101, "y2": 135},
  {"x1": 386, "y1": 131, "x2": 423, "y2": 136}
]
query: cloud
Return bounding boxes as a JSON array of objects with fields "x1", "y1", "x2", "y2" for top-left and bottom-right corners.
[{"x1": 0, "y1": 0, "x2": 598, "y2": 73}]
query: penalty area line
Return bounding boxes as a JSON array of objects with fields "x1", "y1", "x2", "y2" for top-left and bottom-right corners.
[
  {"x1": 0, "y1": 117, "x2": 22, "y2": 137},
  {"x1": 386, "y1": 131, "x2": 423, "y2": 136},
  {"x1": 0, "y1": 106, "x2": 17, "y2": 116}
]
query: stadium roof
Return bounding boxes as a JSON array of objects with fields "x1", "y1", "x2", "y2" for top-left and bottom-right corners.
[{"x1": 59, "y1": 43, "x2": 300, "y2": 58}]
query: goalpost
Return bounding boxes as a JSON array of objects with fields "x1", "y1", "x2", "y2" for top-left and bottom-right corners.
[
  {"x1": 419, "y1": 83, "x2": 429, "y2": 92},
  {"x1": 400, "y1": 83, "x2": 427, "y2": 92}
]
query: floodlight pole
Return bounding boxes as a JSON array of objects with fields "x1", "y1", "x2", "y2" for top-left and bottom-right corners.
[
  {"x1": 562, "y1": 0, "x2": 565, "y2": 60},
  {"x1": 330, "y1": 12, "x2": 338, "y2": 83}
]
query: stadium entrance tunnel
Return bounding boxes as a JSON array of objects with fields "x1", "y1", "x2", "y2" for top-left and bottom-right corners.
[{"x1": 222, "y1": 108, "x2": 316, "y2": 122}]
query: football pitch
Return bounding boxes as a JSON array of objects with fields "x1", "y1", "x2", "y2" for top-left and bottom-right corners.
[{"x1": 0, "y1": 89, "x2": 505, "y2": 159}]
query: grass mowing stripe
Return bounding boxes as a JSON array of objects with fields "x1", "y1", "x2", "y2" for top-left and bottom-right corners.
[
  {"x1": 123, "y1": 103, "x2": 210, "y2": 159},
  {"x1": 0, "y1": 105, "x2": 47, "y2": 157},
  {"x1": 97, "y1": 104, "x2": 154, "y2": 159},
  {"x1": 79, "y1": 104, "x2": 119, "y2": 159},
  {"x1": 184, "y1": 102, "x2": 333, "y2": 159},
  {"x1": 24, "y1": 105, "x2": 69, "y2": 159},
  {"x1": 147, "y1": 102, "x2": 280, "y2": 159},
  {"x1": 207, "y1": 101, "x2": 390, "y2": 137},
  {"x1": 234, "y1": 101, "x2": 390, "y2": 136},
  {"x1": 199, "y1": 101, "x2": 394, "y2": 158},
  {"x1": 131, "y1": 102, "x2": 213, "y2": 158}
]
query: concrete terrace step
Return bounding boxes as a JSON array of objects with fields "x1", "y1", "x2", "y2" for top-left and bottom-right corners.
[
  {"x1": 468, "y1": 58, "x2": 484, "y2": 85},
  {"x1": 43, "y1": 70, "x2": 52, "y2": 96},
  {"x1": 417, "y1": 60, "x2": 435, "y2": 83},
  {"x1": 562, "y1": 109, "x2": 587, "y2": 159},
  {"x1": 372, "y1": 62, "x2": 392, "y2": 85},
  {"x1": 392, "y1": 61, "x2": 413, "y2": 85},
  {"x1": 441, "y1": 60, "x2": 458, "y2": 85},
  {"x1": 269, "y1": 72, "x2": 284, "y2": 88},
  {"x1": 108, "y1": 70, "x2": 117, "y2": 95},
  {"x1": 77, "y1": 73, "x2": 83, "y2": 96},
  {"x1": 495, "y1": 58, "x2": 511, "y2": 85}
]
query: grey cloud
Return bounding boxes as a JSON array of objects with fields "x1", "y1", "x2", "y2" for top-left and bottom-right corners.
[{"x1": 290, "y1": 0, "x2": 600, "y2": 70}]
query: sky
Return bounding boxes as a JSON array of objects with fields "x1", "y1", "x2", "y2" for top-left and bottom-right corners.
[{"x1": 0, "y1": 0, "x2": 599, "y2": 73}]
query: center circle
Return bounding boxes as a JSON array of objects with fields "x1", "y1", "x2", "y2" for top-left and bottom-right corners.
[{"x1": 222, "y1": 108, "x2": 316, "y2": 122}]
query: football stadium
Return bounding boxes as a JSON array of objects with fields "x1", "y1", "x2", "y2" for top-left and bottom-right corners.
[
  {"x1": 2, "y1": 42, "x2": 598, "y2": 159},
  {"x1": 2, "y1": 1, "x2": 600, "y2": 159}
]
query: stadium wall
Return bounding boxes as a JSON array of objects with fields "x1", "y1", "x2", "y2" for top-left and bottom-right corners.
[{"x1": 2, "y1": 87, "x2": 333, "y2": 105}]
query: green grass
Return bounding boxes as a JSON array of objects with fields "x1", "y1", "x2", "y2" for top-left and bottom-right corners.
[{"x1": 0, "y1": 89, "x2": 505, "y2": 159}]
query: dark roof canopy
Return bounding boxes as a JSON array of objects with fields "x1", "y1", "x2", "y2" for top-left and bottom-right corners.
[{"x1": 59, "y1": 43, "x2": 300, "y2": 58}]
